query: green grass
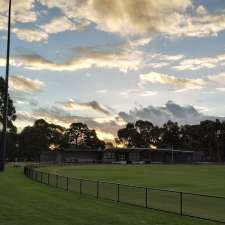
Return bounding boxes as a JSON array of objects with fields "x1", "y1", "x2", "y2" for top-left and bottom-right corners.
[
  {"x1": 40, "y1": 164, "x2": 225, "y2": 222},
  {"x1": 0, "y1": 166, "x2": 220, "y2": 225},
  {"x1": 42, "y1": 164, "x2": 225, "y2": 196}
]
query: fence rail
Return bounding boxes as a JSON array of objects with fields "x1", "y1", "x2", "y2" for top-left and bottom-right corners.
[{"x1": 24, "y1": 165, "x2": 225, "y2": 224}]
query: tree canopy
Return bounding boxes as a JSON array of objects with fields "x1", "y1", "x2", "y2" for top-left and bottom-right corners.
[
  {"x1": 117, "y1": 119, "x2": 225, "y2": 162},
  {"x1": 63, "y1": 122, "x2": 105, "y2": 149}
]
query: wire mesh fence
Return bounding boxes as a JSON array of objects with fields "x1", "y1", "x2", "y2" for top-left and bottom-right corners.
[{"x1": 24, "y1": 166, "x2": 225, "y2": 223}]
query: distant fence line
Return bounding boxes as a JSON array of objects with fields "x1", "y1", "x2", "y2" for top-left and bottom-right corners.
[{"x1": 24, "y1": 164, "x2": 225, "y2": 224}]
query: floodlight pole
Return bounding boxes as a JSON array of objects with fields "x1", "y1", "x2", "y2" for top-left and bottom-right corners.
[{"x1": 0, "y1": 0, "x2": 12, "y2": 172}]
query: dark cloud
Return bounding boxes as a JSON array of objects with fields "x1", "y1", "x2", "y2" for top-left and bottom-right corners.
[
  {"x1": 119, "y1": 101, "x2": 225, "y2": 126},
  {"x1": 58, "y1": 99, "x2": 111, "y2": 115}
]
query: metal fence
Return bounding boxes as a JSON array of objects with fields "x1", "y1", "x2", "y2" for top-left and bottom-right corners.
[{"x1": 24, "y1": 166, "x2": 225, "y2": 224}]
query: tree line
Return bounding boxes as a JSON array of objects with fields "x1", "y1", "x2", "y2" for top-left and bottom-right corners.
[
  {"x1": 1, "y1": 77, "x2": 225, "y2": 162},
  {"x1": 117, "y1": 120, "x2": 225, "y2": 162},
  {"x1": 4, "y1": 119, "x2": 105, "y2": 161}
]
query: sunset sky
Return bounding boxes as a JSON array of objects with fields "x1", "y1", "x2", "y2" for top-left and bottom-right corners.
[{"x1": 1, "y1": 0, "x2": 225, "y2": 141}]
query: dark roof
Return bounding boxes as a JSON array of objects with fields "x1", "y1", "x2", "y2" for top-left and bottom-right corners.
[
  {"x1": 61, "y1": 148, "x2": 103, "y2": 152},
  {"x1": 52, "y1": 148, "x2": 194, "y2": 154},
  {"x1": 104, "y1": 148, "x2": 194, "y2": 154}
]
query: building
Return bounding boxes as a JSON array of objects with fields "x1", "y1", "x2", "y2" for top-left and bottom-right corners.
[
  {"x1": 40, "y1": 149, "x2": 102, "y2": 164},
  {"x1": 41, "y1": 148, "x2": 202, "y2": 164}
]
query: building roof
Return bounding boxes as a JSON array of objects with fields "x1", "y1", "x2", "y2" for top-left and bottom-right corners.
[
  {"x1": 104, "y1": 148, "x2": 194, "y2": 154},
  {"x1": 46, "y1": 147, "x2": 195, "y2": 154}
]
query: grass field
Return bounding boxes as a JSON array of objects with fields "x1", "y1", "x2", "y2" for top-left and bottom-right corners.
[
  {"x1": 39, "y1": 164, "x2": 225, "y2": 223},
  {"x1": 41, "y1": 164, "x2": 225, "y2": 196},
  {"x1": 0, "y1": 166, "x2": 220, "y2": 225}
]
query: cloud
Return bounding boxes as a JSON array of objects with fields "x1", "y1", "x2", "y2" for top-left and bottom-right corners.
[
  {"x1": 0, "y1": 57, "x2": 5, "y2": 66},
  {"x1": 155, "y1": 54, "x2": 184, "y2": 61},
  {"x1": 39, "y1": 0, "x2": 192, "y2": 36},
  {"x1": 0, "y1": 37, "x2": 183, "y2": 73},
  {"x1": 196, "y1": 5, "x2": 207, "y2": 15},
  {"x1": 174, "y1": 54, "x2": 225, "y2": 71},
  {"x1": 58, "y1": 99, "x2": 110, "y2": 115},
  {"x1": 0, "y1": 15, "x2": 7, "y2": 30},
  {"x1": 118, "y1": 101, "x2": 225, "y2": 126},
  {"x1": 120, "y1": 89, "x2": 157, "y2": 97},
  {"x1": 2, "y1": 1, "x2": 225, "y2": 43},
  {"x1": 127, "y1": 37, "x2": 152, "y2": 48},
  {"x1": 170, "y1": 11, "x2": 225, "y2": 38},
  {"x1": 0, "y1": 1, "x2": 89, "y2": 42},
  {"x1": 1, "y1": 44, "x2": 186, "y2": 73},
  {"x1": 10, "y1": 93, "x2": 39, "y2": 107},
  {"x1": 9, "y1": 76, "x2": 44, "y2": 93},
  {"x1": 0, "y1": 0, "x2": 38, "y2": 42},
  {"x1": 40, "y1": 16, "x2": 78, "y2": 34},
  {"x1": 15, "y1": 100, "x2": 225, "y2": 141},
  {"x1": 216, "y1": 88, "x2": 225, "y2": 92},
  {"x1": 38, "y1": 1, "x2": 225, "y2": 39},
  {"x1": 12, "y1": 28, "x2": 49, "y2": 42},
  {"x1": 96, "y1": 89, "x2": 108, "y2": 94},
  {"x1": 139, "y1": 71, "x2": 225, "y2": 92},
  {"x1": 144, "y1": 53, "x2": 184, "y2": 69},
  {"x1": 16, "y1": 106, "x2": 121, "y2": 141},
  {"x1": 0, "y1": 0, "x2": 37, "y2": 24},
  {"x1": 8, "y1": 48, "x2": 144, "y2": 73}
]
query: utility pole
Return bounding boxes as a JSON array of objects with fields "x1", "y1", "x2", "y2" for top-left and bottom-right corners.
[{"x1": 0, "y1": 0, "x2": 12, "y2": 172}]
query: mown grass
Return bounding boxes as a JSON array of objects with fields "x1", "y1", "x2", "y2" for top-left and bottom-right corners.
[
  {"x1": 42, "y1": 164, "x2": 225, "y2": 196},
  {"x1": 0, "y1": 165, "x2": 220, "y2": 225}
]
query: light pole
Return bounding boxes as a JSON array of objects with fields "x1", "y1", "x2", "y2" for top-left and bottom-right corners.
[{"x1": 0, "y1": 0, "x2": 12, "y2": 172}]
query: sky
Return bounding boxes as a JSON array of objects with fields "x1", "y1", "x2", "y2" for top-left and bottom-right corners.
[{"x1": 1, "y1": 0, "x2": 225, "y2": 141}]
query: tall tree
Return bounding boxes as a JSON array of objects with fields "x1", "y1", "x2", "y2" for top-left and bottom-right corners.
[
  {"x1": 118, "y1": 123, "x2": 143, "y2": 147},
  {"x1": 135, "y1": 120, "x2": 155, "y2": 147},
  {"x1": 63, "y1": 123, "x2": 89, "y2": 148},
  {"x1": 19, "y1": 126, "x2": 47, "y2": 161},
  {"x1": 83, "y1": 129, "x2": 105, "y2": 149},
  {"x1": 63, "y1": 122, "x2": 105, "y2": 149},
  {"x1": 160, "y1": 120, "x2": 181, "y2": 148},
  {"x1": 0, "y1": 77, "x2": 16, "y2": 131},
  {"x1": 19, "y1": 119, "x2": 65, "y2": 160},
  {"x1": 34, "y1": 119, "x2": 65, "y2": 149}
]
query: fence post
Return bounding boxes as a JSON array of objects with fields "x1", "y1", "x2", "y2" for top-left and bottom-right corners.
[
  {"x1": 145, "y1": 187, "x2": 148, "y2": 208},
  {"x1": 66, "y1": 177, "x2": 69, "y2": 191},
  {"x1": 97, "y1": 181, "x2": 99, "y2": 199},
  {"x1": 80, "y1": 179, "x2": 82, "y2": 194},
  {"x1": 117, "y1": 184, "x2": 120, "y2": 202},
  {"x1": 48, "y1": 173, "x2": 50, "y2": 185},
  {"x1": 41, "y1": 172, "x2": 43, "y2": 184},
  {"x1": 180, "y1": 192, "x2": 183, "y2": 216},
  {"x1": 56, "y1": 174, "x2": 58, "y2": 188}
]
